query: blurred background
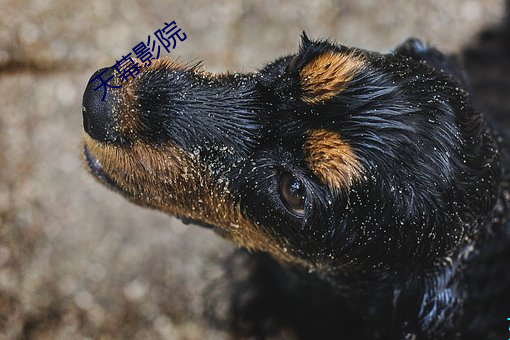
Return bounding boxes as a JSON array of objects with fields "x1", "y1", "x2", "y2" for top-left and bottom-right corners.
[{"x1": 0, "y1": 0, "x2": 505, "y2": 338}]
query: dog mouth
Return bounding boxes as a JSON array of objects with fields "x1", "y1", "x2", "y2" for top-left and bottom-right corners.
[{"x1": 83, "y1": 145, "x2": 125, "y2": 194}]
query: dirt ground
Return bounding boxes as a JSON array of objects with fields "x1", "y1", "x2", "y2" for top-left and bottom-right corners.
[{"x1": 0, "y1": 0, "x2": 505, "y2": 339}]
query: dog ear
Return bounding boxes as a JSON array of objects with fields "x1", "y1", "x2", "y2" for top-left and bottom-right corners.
[{"x1": 394, "y1": 38, "x2": 468, "y2": 87}]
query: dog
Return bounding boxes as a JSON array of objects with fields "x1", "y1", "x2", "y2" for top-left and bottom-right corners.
[{"x1": 81, "y1": 15, "x2": 510, "y2": 340}]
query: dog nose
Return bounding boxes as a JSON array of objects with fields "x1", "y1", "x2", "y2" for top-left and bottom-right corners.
[{"x1": 82, "y1": 67, "x2": 119, "y2": 143}]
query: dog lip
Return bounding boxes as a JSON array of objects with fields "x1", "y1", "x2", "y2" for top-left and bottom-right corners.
[
  {"x1": 83, "y1": 145, "x2": 125, "y2": 194},
  {"x1": 84, "y1": 145, "x2": 103, "y2": 173}
]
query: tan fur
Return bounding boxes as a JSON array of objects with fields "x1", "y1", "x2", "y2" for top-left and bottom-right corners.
[
  {"x1": 300, "y1": 52, "x2": 364, "y2": 104},
  {"x1": 304, "y1": 129, "x2": 363, "y2": 192},
  {"x1": 83, "y1": 133, "x2": 311, "y2": 269}
]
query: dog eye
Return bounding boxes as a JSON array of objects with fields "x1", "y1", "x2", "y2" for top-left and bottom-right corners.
[{"x1": 279, "y1": 173, "x2": 306, "y2": 217}]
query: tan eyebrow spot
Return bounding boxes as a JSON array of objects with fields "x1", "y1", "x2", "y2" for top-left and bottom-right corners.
[
  {"x1": 300, "y1": 51, "x2": 365, "y2": 104},
  {"x1": 304, "y1": 129, "x2": 363, "y2": 192}
]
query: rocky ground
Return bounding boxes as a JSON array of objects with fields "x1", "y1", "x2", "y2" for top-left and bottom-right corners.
[{"x1": 0, "y1": 0, "x2": 505, "y2": 339}]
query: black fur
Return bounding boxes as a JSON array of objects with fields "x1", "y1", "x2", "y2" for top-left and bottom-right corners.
[
  {"x1": 208, "y1": 25, "x2": 510, "y2": 340},
  {"x1": 82, "y1": 6, "x2": 510, "y2": 340}
]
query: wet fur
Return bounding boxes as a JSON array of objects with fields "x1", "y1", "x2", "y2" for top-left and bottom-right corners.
[{"x1": 82, "y1": 6, "x2": 510, "y2": 340}]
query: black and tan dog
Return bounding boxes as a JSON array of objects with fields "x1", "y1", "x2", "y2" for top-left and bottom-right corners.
[{"x1": 81, "y1": 18, "x2": 510, "y2": 340}]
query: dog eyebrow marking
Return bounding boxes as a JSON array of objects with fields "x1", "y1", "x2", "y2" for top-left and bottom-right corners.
[
  {"x1": 304, "y1": 129, "x2": 363, "y2": 192},
  {"x1": 300, "y1": 51, "x2": 365, "y2": 104}
]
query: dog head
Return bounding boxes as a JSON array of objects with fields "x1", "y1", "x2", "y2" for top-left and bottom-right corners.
[{"x1": 82, "y1": 34, "x2": 499, "y2": 274}]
